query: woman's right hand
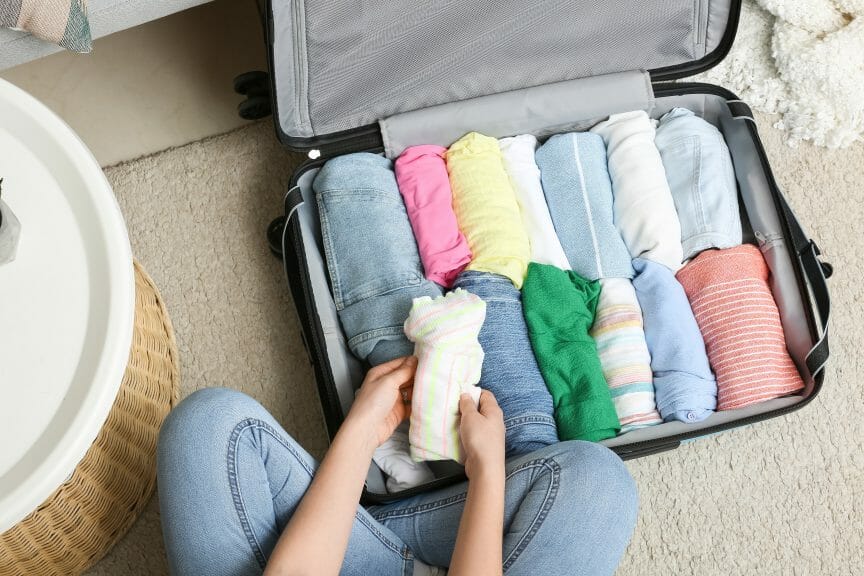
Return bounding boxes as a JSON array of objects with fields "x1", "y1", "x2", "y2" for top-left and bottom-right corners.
[{"x1": 459, "y1": 390, "x2": 505, "y2": 481}]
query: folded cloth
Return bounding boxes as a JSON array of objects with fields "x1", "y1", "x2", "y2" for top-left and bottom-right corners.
[
  {"x1": 590, "y1": 278, "x2": 662, "y2": 432},
  {"x1": 676, "y1": 245, "x2": 804, "y2": 410},
  {"x1": 372, "y1": 423, "x2": 435, "y2": 493},
  {"x1": 522, "y1": 263, "x2": 621, "y2": 442},
  {"x1": 655, "y1": 108, "x2": 743, "y2": 262},
  {"x1": 632, "y1": 258, "x2": 717, "y2": 423},
  {"x1": 314, "y1": 153, "x2": 442, "y2": 365},
  {"x1": 404, "y1": 289, "x2": 486, "y2": 463},
  {"x1": 452, "y1": 271, "x2": 559, "y2": 455},
  {"x1": 535, "y1": 133, "x2": 633, "y2": 280},
  {"x1": 591, "y1": 111, "x2": 684, "y2": 271},
  {"x1": 499, "y1": 135, "x2": 571, "y2": 270},
  {"x1": 395, "y1": 145, "x2": 472, "y2": 288},
  {"x1": 446, "y1": 132, "x2": 531, "y2": 288}
]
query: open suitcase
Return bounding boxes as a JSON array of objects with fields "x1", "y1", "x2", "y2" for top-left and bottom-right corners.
[{"x1": 259, "y1": 0, "x2": 831, "y2": 503}]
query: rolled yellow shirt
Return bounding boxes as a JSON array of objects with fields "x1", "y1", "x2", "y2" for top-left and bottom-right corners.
[{"x1": 446, "y1": 132, "x2": 530, "y2": 288}]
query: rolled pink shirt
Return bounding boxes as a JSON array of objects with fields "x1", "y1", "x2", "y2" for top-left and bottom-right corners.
[{"x1": 395, "y1": 145, "x2": 472, "y2": 288}]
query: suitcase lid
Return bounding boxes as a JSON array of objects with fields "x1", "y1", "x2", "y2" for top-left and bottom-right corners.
[{"x1": 267, "y1": 0, "x2": 741, "y2": 152}]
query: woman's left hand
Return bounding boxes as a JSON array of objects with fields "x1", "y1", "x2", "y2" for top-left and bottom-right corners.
[{"x1": 344, "y1": 355, "x2": 417, "y2": 450}]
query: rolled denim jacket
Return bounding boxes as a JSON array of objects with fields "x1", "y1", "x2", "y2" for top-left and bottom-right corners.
[
  {"x1": 452, "y1": 271, "x2": 559, "y2": 456},
  {"x1": 313, "y1": 153, "x2": 442, "y2": 366},
  {"x1": 655, "y1": 107, "x2": 743, "y2": 262}
]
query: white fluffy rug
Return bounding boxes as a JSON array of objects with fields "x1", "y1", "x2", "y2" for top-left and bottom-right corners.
[{"x1": 697, "y1": 0, "x2": 864, "y2": 148}]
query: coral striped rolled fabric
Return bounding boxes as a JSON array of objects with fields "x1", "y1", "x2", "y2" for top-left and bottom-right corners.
[
  {"x1": 676, "y1": 245, "x2": 804, "y2": 410},
  {"x1": 446, "y1": 132, "x2": 531, "y2": 288},
  {"x1": 590, "y1": 278, "x2": 662, "y2": 432},
  {"x1": 405, "y1": 289, "x2": 486, "y2": 463},
  {"x1": 395, "y1": 145, "x2": 471, "y2": 288}
]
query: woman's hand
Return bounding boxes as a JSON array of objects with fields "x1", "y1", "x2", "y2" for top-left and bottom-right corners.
[
  {"x1": 344, "y1": 356, "x2": 417, "y2": 450},
  {"x1": 459, "y1": 390, "x2": 506, "y2": 481}
]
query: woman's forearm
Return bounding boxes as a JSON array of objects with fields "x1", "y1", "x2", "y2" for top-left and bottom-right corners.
[
  {"x1": 449, "y1": 467, "x2": 505, "y2": 576},
  {"x1": 264, "y1": 417, "x2": 376, "y2": 576}
]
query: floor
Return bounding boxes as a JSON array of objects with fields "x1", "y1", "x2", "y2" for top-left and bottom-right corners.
[
  {"x1": 1, "y1": 0, "x2": 267, "y2": 167},
  {"x1": 3, "y1": 2, "x2": 863, "y2": 575}
]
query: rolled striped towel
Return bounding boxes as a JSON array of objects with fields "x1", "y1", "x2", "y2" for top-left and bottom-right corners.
[
  {"x1": 405, "y1": 289, "x2": 486, "y2": 463},
  {"x1": 1, "y1": 0, "x2": 91, "y2": 52},
  {"x1": 590, "y1": 278, "x2": 662, "y2": 432},
  {"x1": 676, "y1": 245, "x2": 804, "y2": 410}
]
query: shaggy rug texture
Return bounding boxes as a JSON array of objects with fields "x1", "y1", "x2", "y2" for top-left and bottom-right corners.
[
  {"x1": 83, "y1": 118, "x2": 862, "y2": 575},
  {"x1": 697, "y1": 0, "x2": 864, "y2": 148}
]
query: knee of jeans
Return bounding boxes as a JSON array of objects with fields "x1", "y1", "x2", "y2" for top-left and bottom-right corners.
[
  {"x1": 554, "y1": 441, "x2": 638, "y2": 524},
  {"x1": 158, "y1": 388, "x2": 262, "y2": 461}
]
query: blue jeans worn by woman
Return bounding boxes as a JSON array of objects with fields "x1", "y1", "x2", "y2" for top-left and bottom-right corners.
[{"x1": 157, "y1": 388, "x2": 638, "y2": 576}]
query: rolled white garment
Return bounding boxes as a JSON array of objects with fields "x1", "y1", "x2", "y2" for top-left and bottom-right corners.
[
  {"x1": 590, "y1": 111, "x2": 684, "y2": 272},
  {"x1": 499, "y1": 134, "x2": 571, "y2": 270}
]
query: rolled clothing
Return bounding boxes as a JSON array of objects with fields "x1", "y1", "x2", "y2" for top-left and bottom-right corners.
[
  {"x1": 676, "y1": 245, "x2": 804, "y2": 410},
  {"x1": 372, "y1": 423, "x2": 435, "y2": 493},
  {"x1": 394, "y1": 145, "x2": 472, "y2": 288},
  {"x1": 590, "y1": 278, "x2": 662, "y2": 432},
  {"x1": 404, "y1": 289, "x2": 486, "y2": 463},
  {"x1": 591, "y1": 111, "x2": 684, "y2": 271},
  {"x1": 499, "y1": 134, "x2": 571, "y2": 270},
  {"x1": 452, "y1": 271, "x2": 559, "y2": 455},
  {"x1": 313, "y1": 153, "x2": 442, "y2": 366},
  {"x1": 446, "y1": 132, "x2": 531, "y2": 288},
  {"x1": 535, "y1": 132, "x2": 633, "y2": 280},
  {"x1": 632, "y1": 258, "x2": 717, "y2": 423},
  {"x1": 655, "y1": 107, "x2": 743, "y2": 262},
  {"x1": 522, "y1": 263, "x2": 621, "y2": 442}
]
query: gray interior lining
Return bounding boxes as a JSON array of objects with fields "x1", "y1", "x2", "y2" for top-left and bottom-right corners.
[
  {"x1": 271, "y1": 0, "x2": 733, "y2": 139},
  {"x1": 291, "y1": 91, "x2": 816, "y2": 494},
  {"x1": 380, "y1": 71, "x2": 654, "y2": 159}
]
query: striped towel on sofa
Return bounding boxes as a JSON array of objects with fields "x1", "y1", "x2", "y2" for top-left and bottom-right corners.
[{"x1": 1, "y1": 0, "x2": 91, "y2": 53}]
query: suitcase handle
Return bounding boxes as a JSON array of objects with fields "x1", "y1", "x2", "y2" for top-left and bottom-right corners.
[{"x1": 776, "y1": 192, "x2": 830, "y2": 378}]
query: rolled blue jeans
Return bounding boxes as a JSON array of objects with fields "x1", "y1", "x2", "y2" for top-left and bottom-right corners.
[
  {"x1": 158, "y1": 389, "x2": 637, "y2": 576},
  {"x1": 314, "y1": 153, "x2": 442, "y2": 365},
  {"x1": 654, "y1": 107, "x2": 742, "y2": 261},
  {"x1": 452, "y1": 271, "x2": 559, "y2": 456}
]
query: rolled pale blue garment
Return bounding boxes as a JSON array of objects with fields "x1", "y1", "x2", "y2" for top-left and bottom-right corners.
[
  {"x1": 452, "y1": 271, "x2": 559, "y2": 456},
  {"x1": 535, "y1": 133, "x2": 633, "y2": 280},
  {"x1": 631, "y1": 258, "x2": 717, "y2": 423},
  {"x1": 314, "y1": 152, "x2": 442, "y2": 366},
  {"x1": 655, "y1": 108, "x2": 743, "y2": 262}
]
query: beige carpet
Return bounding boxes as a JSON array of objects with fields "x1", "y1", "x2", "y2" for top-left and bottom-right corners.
[{"x1": 87, "y1": 118, "x2": 862, "y2": 575}]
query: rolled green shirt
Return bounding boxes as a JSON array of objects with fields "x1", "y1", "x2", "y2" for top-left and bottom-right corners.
[{"x1": 522, "y1": 262, "x2": 621, "y2": 441}]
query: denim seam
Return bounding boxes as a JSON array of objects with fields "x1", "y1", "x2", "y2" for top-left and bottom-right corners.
[
  {"x1": 502, "y1": 460, "x2": 560, "y2": 571},
  {"x1": 354, "y1": 510, "x2": 411, "y2": 557},
  {"x1": 317, "y1": 200, "x2": 345, "y2": 310},
  {"x1": 227, "y1": 418, "x2": 317, "y2": 568}
]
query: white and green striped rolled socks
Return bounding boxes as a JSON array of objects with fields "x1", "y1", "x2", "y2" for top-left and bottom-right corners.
[{"x1": 405, "y1": 288, "x2": 486, "y2": 463}]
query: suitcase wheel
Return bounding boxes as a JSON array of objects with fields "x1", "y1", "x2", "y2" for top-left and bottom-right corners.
[
  {"x1": 267, "y1": 216, "x2": 286, "y2": 259},
  {"x1": 238, "y1": 96, "x2": 272, "y2": 120},
  {"x1": 233, "y1": 71, "x2": 269, "y2": 96}
]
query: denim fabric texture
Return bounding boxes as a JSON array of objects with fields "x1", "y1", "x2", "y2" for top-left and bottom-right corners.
[
  {"x1": 655, "y1": 108, "x2": 743, "y2": 262},
  {"x1": 535, "y1": 133, "x2": 633, "y2": 280},
  {"x1": 451, "y1": 271, "x2": 559, "y2": 456},
  {"x1": 313, "y1": 153, "x2": 442, "y2": 365},
  {"x1": 157, "y1": 388, "x2": 638, "y2": 576},
  {"x1": 632, "y1": 258, "x2": 717, "y2": 423}
]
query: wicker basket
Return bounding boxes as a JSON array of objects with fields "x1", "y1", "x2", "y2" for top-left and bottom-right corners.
[{"x1": 0, "y1": 261, "x2": 180, "y2": 576}]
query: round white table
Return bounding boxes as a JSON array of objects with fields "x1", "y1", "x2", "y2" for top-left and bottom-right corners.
[{"x1": 0, "y1": 78, "x2": 134, "y2": 533}]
